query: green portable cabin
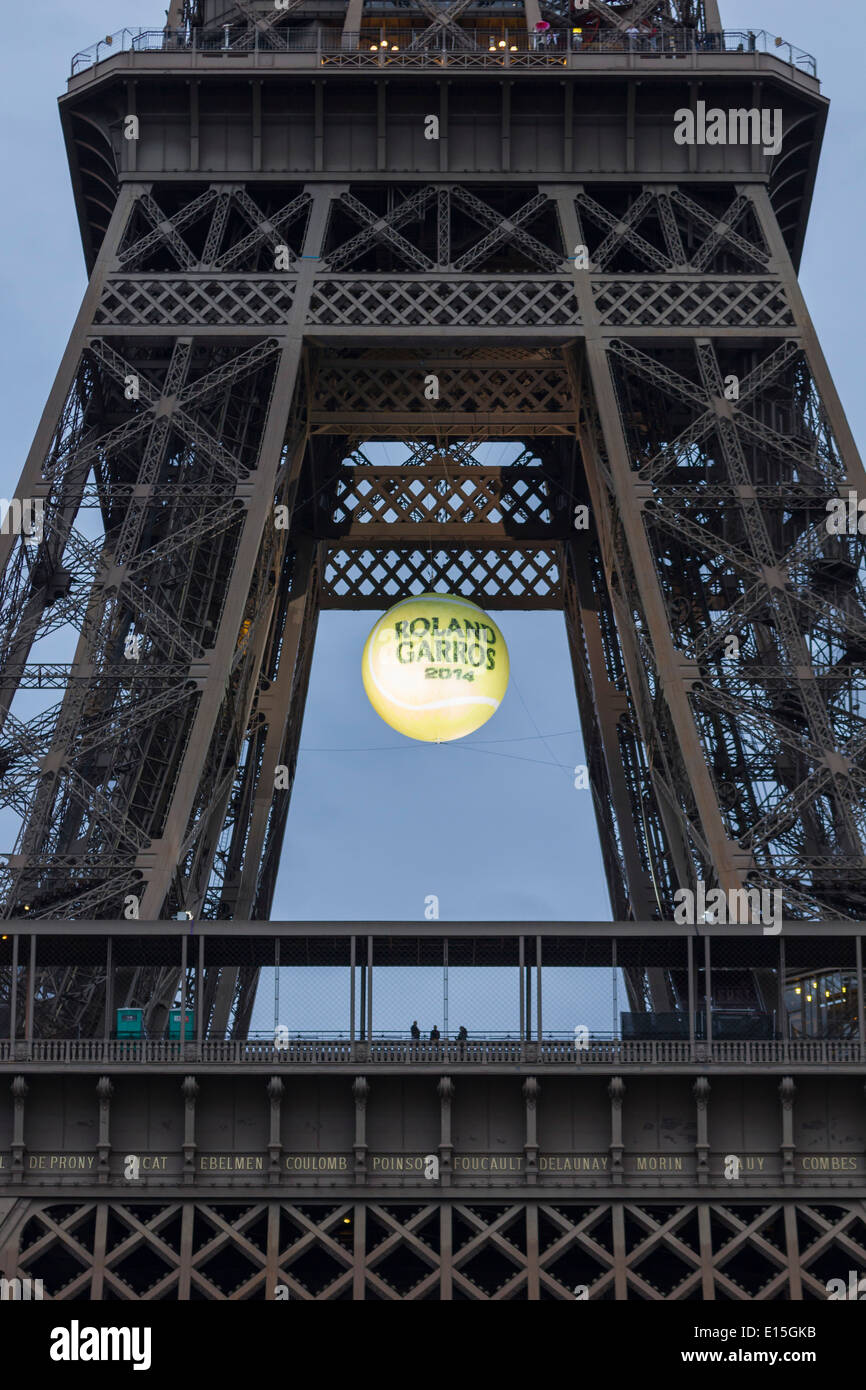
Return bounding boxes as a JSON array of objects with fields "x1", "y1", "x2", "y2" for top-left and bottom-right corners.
[
  {"x1": 115, "y1": 1008, "x2": 145, "y2": 1040},
  {"x1": 167, "y1": 1008, "x2": 194, "y2": 1040}
]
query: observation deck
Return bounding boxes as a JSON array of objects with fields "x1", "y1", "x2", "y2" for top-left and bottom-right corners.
[
  {"x1": 70, "y1": 25, "x2": 818, "y2": 79},
  {"x1": 1, "y1": 920, "x2": 863, "y2": 1073}
]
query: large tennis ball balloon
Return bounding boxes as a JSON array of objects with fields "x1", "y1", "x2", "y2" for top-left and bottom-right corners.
[{"x1": 362, "y1": 594, "x2": 509, "y2": 742}]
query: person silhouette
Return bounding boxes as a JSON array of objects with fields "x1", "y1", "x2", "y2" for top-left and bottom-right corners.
[
  {"x1": 457, "y1": 1025, "x2": 468, "y2": 1042},
  {"x1": 410, "y1": 1020, "x2": 420, "y2": 1040},
  {"x1": 430, "y1": 1025, "x2": 441, "y2": 1042}
]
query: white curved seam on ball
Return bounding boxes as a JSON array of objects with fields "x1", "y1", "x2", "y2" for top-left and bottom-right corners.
[{"x1": 376, "y1": 693, "x2": 500, "y2": 712}]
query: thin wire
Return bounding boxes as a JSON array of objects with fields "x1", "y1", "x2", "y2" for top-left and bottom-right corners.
[
  {"x1": 302, "y1": 729, "x2": 579, "y2": 751},
  {"x1": 444, "y1": 742, "x2": 572, "y2": 771},
  {"x1": 508, "y1": 664, "x2": 577, "y2": 785},
  {"x1": 301, "y1": 741, "x2": 573, "y2": 772}
]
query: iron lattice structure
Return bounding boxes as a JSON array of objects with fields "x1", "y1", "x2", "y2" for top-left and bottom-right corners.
[
  {"x1": 4, "y1": 1198, "x2": 866, "y2": 1299},
  {"x1": 0, "y1": 0, "x2": 864, "y2": 1038}
]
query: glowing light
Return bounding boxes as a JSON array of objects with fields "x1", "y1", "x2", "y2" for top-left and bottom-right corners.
[{"x1": 362, "y1": 595, "x2": 509, "y2": 743}]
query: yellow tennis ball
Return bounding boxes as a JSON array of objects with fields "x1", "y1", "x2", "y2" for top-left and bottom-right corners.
[{"x1": 362, "y1": 594, "x2": 509, "y2": 742}]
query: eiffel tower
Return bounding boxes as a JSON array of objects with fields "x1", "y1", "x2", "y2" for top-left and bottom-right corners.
[{"x1": 1, "y1": 0, "x2": 864, "y2": 1044}]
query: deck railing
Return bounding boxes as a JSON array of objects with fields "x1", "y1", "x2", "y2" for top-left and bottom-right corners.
[
  {"x1": 0, "y1": 1036, "x2": 858, "y2": 1065},
  {"x1": 71, "y1": 27, "x2": 817, "y2": 78}
]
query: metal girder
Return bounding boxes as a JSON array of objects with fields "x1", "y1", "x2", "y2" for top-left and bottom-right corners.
[
  {"x1": 308, "y1": 354, "x2": 573, "y2": 435},
  {"x1": 451, "y1": 188, "x2": 564, "y2": 274},
  {"x1": 574, "y1": 185, "x2": 771, "y2": 278},
  {"x1": 409, "y1": 0, "x2": 479, "y2": 52},
  {"x1": 3, "y1": 1186, "x2": 865, "y2": 1299},
  {"x1": 325, "y1": 188, "x2": 438, "y2": 273},
  {"x1": 0, "y1": 59, "x2": 863, "y2": 1060},
  {"x1": 229, "y1": 0, "x2": 308, "y2": 49}
]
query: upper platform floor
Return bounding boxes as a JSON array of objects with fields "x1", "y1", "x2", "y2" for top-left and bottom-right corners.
[
  {"x1": 70, "y1": 24, "x2": 819, "y2": 81},
  {"x1": 58, "y1": 15, "x2": 826, "y2": 274}
]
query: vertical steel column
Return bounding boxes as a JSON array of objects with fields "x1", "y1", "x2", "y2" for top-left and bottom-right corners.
[
  {"x1": 523, "y1": 1076, "x2": 539, "y2": 1185},
  {"x1": 704, "y1": 935, "x2": 712, "y2": 1048},
  {"x1": 274, "y1": 934, "x2": 280, "y2": 1045},
  {"x1": 611, "y1": 1200, "x2": 627, "y2": 1300},
  {"x1": 366, "y1": 935, "x2": 373, "y2": 1043},
  {"x1": 196, "y1": 935, "x2": 204, "y2": 1053},
  {"x1": 693, "y1": 1076, "x2": 710, "y2": 1186},
  {"x1": 0, "y1": 183, "x2": 140, "y2": 599},
  {"x1": 96, "y1": 1076, "x2": 112, "y2": 1184},
  {"x1": 9, "y1": 934, "x2": 17, "y2": 1046},
  {"x1": 359, "y1": 941, "x2": 366, "y2": 1043},
  {"x1": 550, "y1": 187, "x2": 749, "y2": 895},
  {"x1": 747, "y1": 184, "x2": 866, "y2": 491},
  {"x1": 139, "y1": 186, "x2": 338, "y2": 918},
  {"x1": 536, "y1": 934, "x2": 542, "y2": 1046},
  {"x1": 697, "y1": 1204, "x2": 715, "y2": 1299},
  {"x1": 233, "y1": 534, "x2": 319, "y2": 918},
  {"x1": 783, "y1": 1205, "x2": 803, "y2": 1300},
  {"x1": 104, "y1": 936, "x2": 112, "y2": 1045},
  {"x1": 350, "y1": 934, "x2": 356, "y2": 1051},
  {"x1": 352, "y1": 1076, "x2": 369, "y2": 1186},
  {"x1": 779, "y1": 1077, "x2": 796, "y2": 1187},
  {"x1": 178, "y1": 1205, "x2": 194, "y2": 1300},
  {"x1": 353, "y1": 1202, "x2": 366, "y2": 1300},
  {"x1": 561, "y1": 537, "x2": 655, "y2": 918},
  {"x1": 612, "y1": 934, "x2": 617, "y2": 1041},
  {"x1": 439, "y1": 1205, "x2": 453, "y2": 1300},
  {"x1": 608, "y1": 1076, "x2": 625, "y2": 1186},
  {"x1": 518, "y1": 934, "x2": 525, "y2": 1049},
  {"x1": 10, "y1": 1076, "x2": 27, "y2": 1184},
  {"x1": 438, "y1": 1076, "x2": 454, "y2": 1188},
  {"x1": 180, "y1": 930, "x2": 188, "y2": 1058},
  {"x1": 267, "y1": 1077, "x2": 283, "y2": 1188},
  {"x1": 91, "y1": 1205, "x2": 108, "y2": 1299},
  {"x1": 525, "y1": 1202, "x2": 540, "y2": 1299},
  {"x1": 182, "y1": 1076, "x2": 199, "y2": 1185},
  {"x1": 857, "y1": 934, "x2": 865, "y2": 1057},
  {"x1": 25, "y1": 936, "x2": 35, "y2": 1051},
  {"x1": 687, "y1": 933, "x2": 695, "y2": 1053},
  {"x1": 265, "y1": 1200, "x2": 281, "y2": 1297},
  {"x1": 778, "y1": 934, "x2": 786, "y2": 1052},
  {"x1": 780, "y1": 934, "x2": 789, "y2": 1061}
]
